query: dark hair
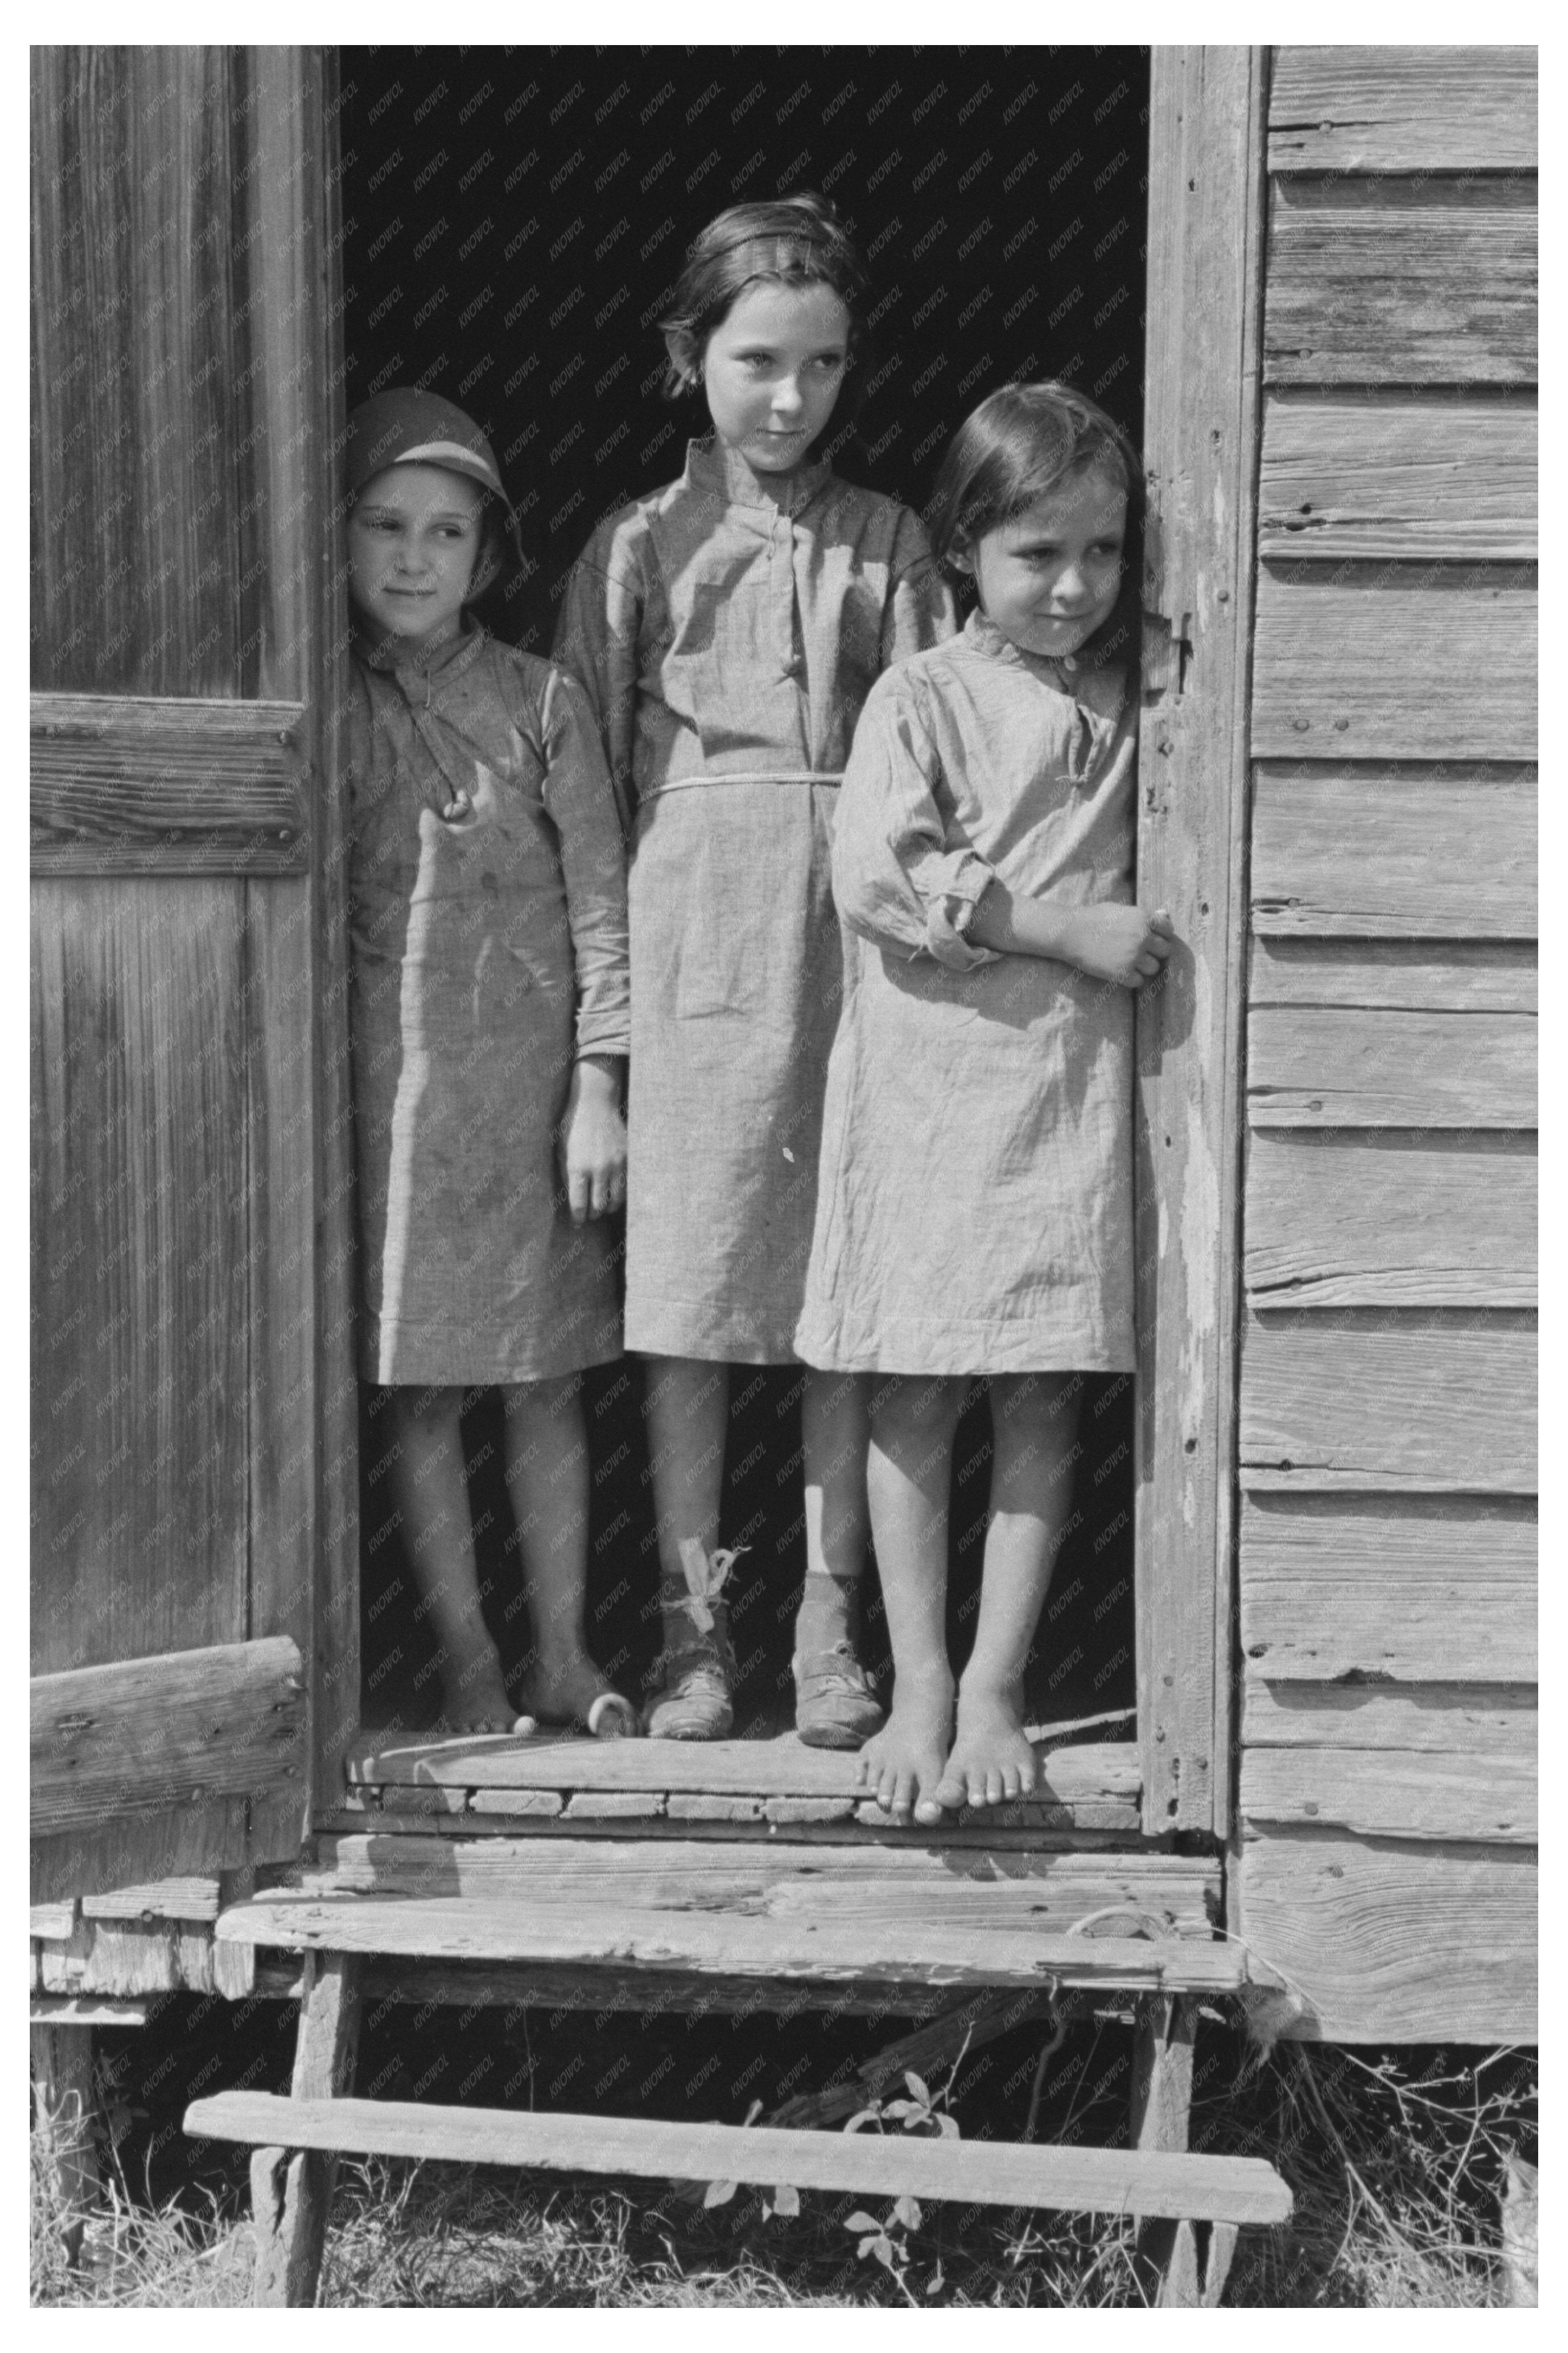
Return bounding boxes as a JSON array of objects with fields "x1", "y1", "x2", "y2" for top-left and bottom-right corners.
[
  {"x1": 927, "y1": 382, "x2": 1144, "y2": 664},
  {"x1": 657, "y1": 193, "x2": 874, "y2": 416}
]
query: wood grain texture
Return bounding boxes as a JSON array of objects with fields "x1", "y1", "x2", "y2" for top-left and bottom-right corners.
[
  {"x1": 30, "y1": 1807, "x2": 256, "y2": 1913},
  {"x1": 1244, "y1": 1132, "x2": 1536, "y2": 1308},
  {"x1": 348, "y1": 1731, "x2": 1140, "y2": 1802},
  {"x1": 1247, "y1": 941, "x2": 1536, "y2": 1013},
  {"x1": 1239, "y1": 1495, "x2": 1537, "y2": 1678},
  {"x1": 342, "y1": 1960, "x2": 955, "y2": 2017},
  {"x1": 1250, "y1": 771, "x2": 1538, "y2": 938},
  {"x1": 36, "y1": 1915, "x2": 223, "y2": 1999},
  {"x1": 284, "y1": 1834, "x2": 1219, "y2": 1934},
  {"x1": 1240, "y1": 1320, "x2": 1536, "y2": 1494},
  {"x1": 215, "y1": 1899, "x2": 1250, "y2": 1993},
  {"x1": 1135, "y1": 44, "x2": 1266, "y2": 1839},
  {"x1": 1241, "y1": 1747, "x2": 1535, "y2": 1842},
  {"x1": 31, "y1": 1637, "x2": 305, "y2": 1834},
  {"x1": 1241, "y1": 1680, "x2": 1536, "y2": 1753},
  {"x1": 1258, "y1": 397, "x2": 1536, "y2": 561},
  {"x1": 189, "y1": 2092, "x2": 1292, "y2": 2226},
  {"x1": 30, "y1": 878, "x2": 251, "y2": 1672},
  {"x1": 1251, "y1": 570, "x2": 1536, "y2": 760},
  {"x1": 1264, "y1": 177, "x2": 1537, "y2": 386},
  {"x1": 1234, "y1": 1830, "x2": 1536, "y2": 2042},
  {"x1": 1248, "y1": 1006, "x2": 1535, "y2": 1128},
  {"x1": 81, "y1": 1878, "x2": 222, "y2": 1923},
  {"x1": 30, "y1": 696, "x2": 308, "y2": 875},
  {"x1": 250, "y1": 1951, "x2": 361, "y2": 2308},
  {"x1": 1268, "y1": 47, "x2": 1538, "y2": 173}
]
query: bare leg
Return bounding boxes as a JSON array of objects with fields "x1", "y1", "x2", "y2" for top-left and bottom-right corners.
[
  {"x1": 501, "y1": 1377, "x2": 634, "y2": 1733},
  {"x1": 934, "y1": 1373, "x2": 1082, "y2": 1811},
  {"x1": 641, "y1": 1354, "x2": 735, "y2": 1737},
  {"x1": 857, "y1": 1375, "x2": 964, "y2": 1823},
  {"x1": 380, "y1": 1384, "x2": 521, "y2": 1732},
  {"x1": 802, "y1": 1368, "x2": 870, "y2": 1580}
]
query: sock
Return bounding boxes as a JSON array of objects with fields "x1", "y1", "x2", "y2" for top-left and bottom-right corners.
[{"x1": 794, "y1": 1568, "x2": 860, "y2": 1658}]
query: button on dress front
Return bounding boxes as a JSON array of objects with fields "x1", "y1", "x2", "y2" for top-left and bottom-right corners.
[
  {"x1": 348, "y1": 626, "x2": 630, "y2": 1386},
  {"x1": 554, "y1": 439, "x2": 956, "y2": 1364},
  {"x1": 794, "y1": 610, "x2": 1139, "y2": 1376}
]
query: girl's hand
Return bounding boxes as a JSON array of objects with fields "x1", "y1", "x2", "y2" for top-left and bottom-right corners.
[
  {"x1": 561, "y1": 1054, "x2": 628, "y2": 1224},
  {"x1": 1058, "y1": 903, "x2": 1175, "y2": 989}
]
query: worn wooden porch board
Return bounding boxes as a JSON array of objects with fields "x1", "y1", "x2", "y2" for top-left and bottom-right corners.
[
  {"x1": 186, "y1": 2091, "x2": 1292, "y2": 2225},
  {"x1": 281, "y1": 1833, "x2": 1219, "y2": 1933},
  {"x1": 1268, "y1": 46, "x2": 1538, "y2": 174},
  {"x1": 1234, "y1": 1831, "x2": 1536, "y2": 2043},
  {"x1": 1257, "y1": 396, "x2": 1536, "y2": 561},
  {"x1": 346, "y1": 1730, "x2": 1138, "y2": 1801},
  {"x1": 1241, "y1": 1747, "x2": 1535, "y2": 1844},
  {"x1": 215, "y1": 1895, "x2": 1247, "y2": 1993},
  {"x1": 1239, "y1": 1321, "x2": 1536, "y2": 1494},
  {"x1": 1241, "y1": 1680, "x2": 1536, "y2": 1754},
  {"x1": 1263, "y1": 178, "x2": 1536, "y2": 387},
  {"x1": 1251, "y1": 572, "x2": 1536, "y2": 760},
  {"x1": 1247, "y1": 1006, "x2": 1534, "y2": 1129},
  {"x1": 1250, "y1": 765, "x2": 1538, "y2": 939},
  {"x1": 1238, "y1": 1495, "x2": 1537, "y2": 1679},
  {"x1": 1244, "y1": 1133, "x2": 1536, "y2": 1308}
]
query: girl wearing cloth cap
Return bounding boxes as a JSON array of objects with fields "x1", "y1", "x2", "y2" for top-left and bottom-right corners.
[
  {"x1": 555, "y1": 196, "x2": 956, "y2": 1744},
  {"x1": 346, "y1": 388, "x2": 636, "y2": 1739}
]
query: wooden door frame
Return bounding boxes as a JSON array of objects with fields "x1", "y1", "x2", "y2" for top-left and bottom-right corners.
[{"x1": 1135, "y1": 47, "x2": 1269, "y2": 1839}]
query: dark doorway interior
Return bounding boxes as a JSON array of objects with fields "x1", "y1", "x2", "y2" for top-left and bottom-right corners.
[{"x1": 343, "y1": 44, "x2": 1149, "y2": 1737}]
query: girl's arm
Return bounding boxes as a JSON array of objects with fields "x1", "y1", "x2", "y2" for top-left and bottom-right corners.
[
  {"x1": 967, "y1": 886, "x2": 1175, "y2": 990},
  {"x1": 830, "y1": 678, "x2": 1003, "y2": 972},
  {"x1": 551, "y1": 516, "x2": 643, "y2": 836},
  {"x1": 540, "y1": 668, "x2": 630, "y2": 1221},
  {"x1": 880, "y1": 508, "x2": 960, "y2": 665}
]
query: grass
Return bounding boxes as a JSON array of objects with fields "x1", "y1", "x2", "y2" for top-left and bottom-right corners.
[{"x1": 32, "y1": 2023, "x2": 1535, "y2": 2309}]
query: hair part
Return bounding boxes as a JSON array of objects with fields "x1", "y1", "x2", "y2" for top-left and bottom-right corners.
[
  {"x1": 657, "y1": 192, "x2": 874, "y2": 410},
  {"x1": 927, "y1": 381, "x2": 1145, "y2": 663}
]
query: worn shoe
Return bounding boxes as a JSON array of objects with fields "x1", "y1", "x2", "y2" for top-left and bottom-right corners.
[
  {"x1": 643, "y1": 1617, "x2": 737, "y2": 1740},
  {"x1": 643, "y1": 1543, "x2": 741, "y2": 1740},
  {"x1": 793, "y1": 1644, "x2": 884, "y2": 1750}
]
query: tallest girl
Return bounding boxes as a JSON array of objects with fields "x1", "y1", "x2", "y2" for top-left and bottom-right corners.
[{"x1": 556, "y1": 195, "x2": 955, "y2": 1742}]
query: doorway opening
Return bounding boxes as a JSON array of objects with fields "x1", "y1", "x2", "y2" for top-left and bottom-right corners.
[{"x1": 338, "y1": 45, "x2": 1151, "y2": 1752}]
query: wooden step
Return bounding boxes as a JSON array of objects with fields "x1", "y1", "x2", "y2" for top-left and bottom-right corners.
[
  {"x1": 186, "y1": 2091, "x2": 1291, "y2": 2226},
  {"x1": 215, "y1": 1892, "x2": 1249, "y2": 1992}
]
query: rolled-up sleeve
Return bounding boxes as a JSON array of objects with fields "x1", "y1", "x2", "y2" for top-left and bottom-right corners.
[
  {"x1": 831, "y1": 676, "x2": 1000, "y2": 973},
  {"x1": 551, "y1": 516, "x2": 643, "y2": 835},
  {"x1": 880, "y1": 509, "x2": 959, "y2": 668},
  {"x1": 539, "y1": 667, "x2": 631, "y2": 1057}
]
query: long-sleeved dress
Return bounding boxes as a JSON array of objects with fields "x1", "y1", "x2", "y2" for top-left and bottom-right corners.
[
  {"x1": 348, "y1": 624, "x2": 629, "y2": 1385},
  {"x1": 553, "y1": 438, "x2": 955, "y2": 1363},
  {"x1": 794, "y1": 609, "x2": 1138, "y2": 1377}
]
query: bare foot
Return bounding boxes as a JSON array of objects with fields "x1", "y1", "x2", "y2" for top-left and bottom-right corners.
[
  {"x1": 856, "y1": 1669, "x2": 955, "y2": 1826},
  {"x1": 518, "y1": 1649, "x2": 637, "y2": 1739},
  {"x1": 932, "y1": 1686, "x2": 1040, "y2": 1813},
  {"x1": 435, "y1": 1644, "x2": 535, "y2": 1737}
]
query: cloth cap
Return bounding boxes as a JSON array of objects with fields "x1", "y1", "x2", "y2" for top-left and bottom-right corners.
[{"x1": 345, "y1": 388, "x2": 523, "y2": 598}]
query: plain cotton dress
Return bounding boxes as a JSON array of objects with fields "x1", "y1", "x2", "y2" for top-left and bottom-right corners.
[
  {"x1": 794, "y1": 609, "x2": 1138, "y2": 1376},
  {"x1": 348, "y1": 625, "x2": 630, "y2": 1385},
  {"x1": 553, "y1": 438, "x2": 955, "y2": 1363}
]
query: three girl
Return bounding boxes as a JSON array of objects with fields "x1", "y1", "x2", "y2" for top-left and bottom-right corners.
[{"x1": 346, "y1": 203, "x2": 1170, "y2": 1810}]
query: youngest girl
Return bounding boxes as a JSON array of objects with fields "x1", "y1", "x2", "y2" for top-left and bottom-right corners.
[
  {"x1": 795, "y1": 383, "x2": 1173, "y2": 1823},
  {"x1": 346, "y1": 388, "x2": 635, "y2": 1739}
]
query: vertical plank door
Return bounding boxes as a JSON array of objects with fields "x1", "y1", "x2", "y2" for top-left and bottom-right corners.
[{"x1": 30, "y1": 47, "x2": 357, "y2": 1901}]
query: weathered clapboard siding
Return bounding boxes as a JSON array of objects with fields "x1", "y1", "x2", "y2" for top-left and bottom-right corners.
[
  {"x1": 1240, "y1": 1319, "x2": 1535, "y2": 1494},
  {"x1": 1250, "y1": 766, "x2": 1538, "y2": 938},
  {"x1": 1245, "y1": 1133, "x2": 1536, "y2": 1308},
  {"x1": 1241, "y1": 1680, "x2": 1536, "y2": 1753},
  {"x1": 1264, "y1": 178, "x2": 1537, "y2": 385},
  {"x1": 1258, "y1": 396, "x2": 1536, "y2": 562},
  {"x1": 1237, "y1": 1495, "x2": 1537, "y2": 1681},
  {"x1": 1237, "y1": 45, "x2": 1537, "y2": 2044},
  {"x1": 1268, "y1": 47, "x2": 1538, "y2": 174},
  {"x1": 1247, "y1": 1006, "x2": 1535, "y2": 1128},
  {"x1": 1251, "y1": 570, "x2": 1536, "y2": 761},
  {"x1": 1234, "y1": 1832, "x2": 1536, "y2": 2043}
]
